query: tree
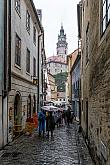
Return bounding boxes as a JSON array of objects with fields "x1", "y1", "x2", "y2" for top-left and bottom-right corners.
[{"x1": 54, "y1": 72, "x2": 68, "y2": 92}]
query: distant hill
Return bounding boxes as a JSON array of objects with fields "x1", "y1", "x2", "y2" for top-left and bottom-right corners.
[{"x1": 54, "y1": 72, "x2": 68, "y2": 92}]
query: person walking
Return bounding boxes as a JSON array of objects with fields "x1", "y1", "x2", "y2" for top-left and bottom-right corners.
[
  {"x1": 46, "y1": 111, "x2": 55, "y2": 138},
  {"x1": 38, "y1": 110, "x2": 45, "y2": 137},
  {"x1": 62, "y1": 110, "x2": 66, "y2": 126},
  {"x1": 66, "y1": 106, "x2": 71, "y2": 126}
]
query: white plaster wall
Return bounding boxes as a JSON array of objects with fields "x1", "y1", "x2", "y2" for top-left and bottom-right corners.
[
  {"x1": 8, "y1": 0, "x2": 42, "y2": 141},
  {"x1": 11, "y1": 0, "x2": 39, "y2": 80},
  {"x1": 47, "y1": 62, "x2": 67, "y2": 75}
]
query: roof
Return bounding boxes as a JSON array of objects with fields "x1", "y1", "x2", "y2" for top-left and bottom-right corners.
[
  {"x1": 30, "y1": 0, "x2": 43, "y2": 32},
  {"x1": 47, "y1": 55, "x2": 67, "y2": 64}
]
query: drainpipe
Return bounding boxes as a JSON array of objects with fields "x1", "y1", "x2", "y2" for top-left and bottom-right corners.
[
  {"x1": 8, "y1": 0, "x2": 11, "y2": 92},
  {"x1": 37, "y1": 32, "x2": 43, "y2": 112},
  {"x1": 3, "y1": 0, "x2": 8, "y2": 148},
  {"x1": 4, "y1": 0, "x2": 8, "y2": 96},
  {"x1": 42, "y1": 32, "x2": 44, "y2": 105},
  {"x1": 41, "y1": 51, "x2": 44, "y2": 105},
  {"x1": 7, "y1": 0, "x2": 11, "y2": 143}
]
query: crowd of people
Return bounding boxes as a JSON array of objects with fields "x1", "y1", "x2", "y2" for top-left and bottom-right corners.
[{"x1": 38, "y1": 106, "x2": 74, "y2": 138}]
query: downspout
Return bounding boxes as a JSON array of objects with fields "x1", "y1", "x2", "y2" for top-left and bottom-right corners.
[
  {"x1": 7, "y1": 0, "x2": 11, "y2": 143},
  {"x1": 37, "y1": 32, "x2": 43, "y2": 112},
  {"x1": 42, "y1": 32, "x2": 44, "y2": 105},
  {"x1": 37, "y1": 35, "x2": 39, "y2": 113},
  {"x1": 4, "y1": 0, "x2": 8, "y2": 96},
  {"x1": 2, "y1": 0, "x2": 8, "y2": 148},
  {"x1": 8, "y1": 0, "x2": 11, "y2": 92}
]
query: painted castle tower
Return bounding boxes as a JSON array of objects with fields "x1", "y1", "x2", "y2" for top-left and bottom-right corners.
[
  {"x1": 56, "y1": 24, "x2": 68, "y2": 60},
  {"x1": 47, "y1": 24, "x2": 68, "y2": 75}
]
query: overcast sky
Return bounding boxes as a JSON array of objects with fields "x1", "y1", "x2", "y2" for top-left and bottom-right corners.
[{"x1": 33, "y1": 0, "x2": 80, "y2": 57}]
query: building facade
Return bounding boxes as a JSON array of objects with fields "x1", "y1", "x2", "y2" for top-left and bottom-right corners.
[
  {"x1": 79, "y1": 0, "x2": 110, "y2": 164},
  {"x1": 8, "y1": 0, "x2": 43, "y2": 142},
  {"x1": 67, "y1": 50, "x2": 78, "y2": 103},
  {"x1": 47, "y1": 73, "x2": 57, "y2": 101},
  {"x1": 57, "y1": 92, "x2": 66, "y2": 102},
  {"x1": 47, "y1": 56, "x2": 67, "y2": 75},
  {"x1": 0, "y1": 0, "x2": 10, "y2": 148},
  {"x1": 71, "y1": 55, "x2": 81, "y2": 122}
]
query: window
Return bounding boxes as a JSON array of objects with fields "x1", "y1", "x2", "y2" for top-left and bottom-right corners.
[
  {"x1": 15, "y1": 33, "x2": 21, "y2": 66},
  {"x1": 33, "y1": 57, "x2": 36, "y2": 76},
  {"x1": 87, "y1": 0, "x2": 88, "y2": 6},
  {"x1": 26, "y1": 10, "x2": 30, "y2": 33},
  {"x1": 15, "y1": 0, "x2": 20, "y2": 14},
  {"x1": 26, "y1": 49, "x2": 30, "y2": 73},
  {"x1": 86, "y1": 23, "x2": 89, "y2": 64},
  {"x1": 101, "y1": 0, "x2": 110, "y2": 34},
  {"x1": 33, "y1": 26, "x2": 36, "y2": 44}
]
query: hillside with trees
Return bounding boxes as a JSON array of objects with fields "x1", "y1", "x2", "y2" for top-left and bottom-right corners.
[{"x1": 54, "y1": 72, "x2": 68, "y2": 92}]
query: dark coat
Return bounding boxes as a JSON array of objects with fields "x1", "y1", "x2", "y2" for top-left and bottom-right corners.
[{"x1": 46, "y1": 114, "x2": 55, "y2": 131}]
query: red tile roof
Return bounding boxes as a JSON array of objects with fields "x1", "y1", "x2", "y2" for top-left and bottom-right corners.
[{"x1": 47, "y1": 55, "x2": 67, "y2": 64}]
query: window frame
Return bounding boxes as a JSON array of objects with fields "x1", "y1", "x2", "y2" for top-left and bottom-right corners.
[
  {"x1": 15, "y1": 33, "x2": 21, "y2": 67},
  {"x1": 33, "y1": 26, "x2": 36, "y2": 45},
  {"x1": 26, "y1": 48, "x2": 30, "y2": 73},
  {"x1": 86, "y1": 23, "x2": 89, "y2": 65},
  {"x1": 101, "y1": 0, "x2": 110, "y2": 35},
  {"x1": 15, "y1": 0, "x2": 20, "y2": 15},
  {"x1": 26, "y1": 10, "x2": 30, "y2": 34},
  {"x1": 33, "y1": 57, "x2": 36, "y2": 76}
]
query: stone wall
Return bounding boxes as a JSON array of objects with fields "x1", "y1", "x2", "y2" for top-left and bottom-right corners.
[{"x1": 81, "y1": 0, "x2": 110, "y2": 164}]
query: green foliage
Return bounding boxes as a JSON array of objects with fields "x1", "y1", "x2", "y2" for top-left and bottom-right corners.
[{"x1": 54, "y1": 72, "x2": 68, "y2": 92}]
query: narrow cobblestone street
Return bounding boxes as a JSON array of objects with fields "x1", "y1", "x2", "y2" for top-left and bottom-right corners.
[{"x1": 0, "y1": 123, "x2": 94, "y2": 165}]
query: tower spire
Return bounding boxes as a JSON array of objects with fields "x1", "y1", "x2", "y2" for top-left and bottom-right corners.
[
  {"x1": 61, "y1": 22, "x2": 63, "y2": 28},
  {"x1": 56, "y1": 25, "x2": 68, "y2": 57}
]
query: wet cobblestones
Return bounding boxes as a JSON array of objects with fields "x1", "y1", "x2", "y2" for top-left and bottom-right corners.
[{"x1": 0, "y1": 123, "x2": 94, "y2": 165}]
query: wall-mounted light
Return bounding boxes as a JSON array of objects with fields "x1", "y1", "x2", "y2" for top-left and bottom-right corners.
[{"x1": 31, "y1": 76, "x2": 38, "y2": 85}]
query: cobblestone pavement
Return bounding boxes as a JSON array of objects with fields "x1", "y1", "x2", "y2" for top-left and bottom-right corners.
[{"x1": 0, "y1": 123, "x2": 94, "y2": 165}]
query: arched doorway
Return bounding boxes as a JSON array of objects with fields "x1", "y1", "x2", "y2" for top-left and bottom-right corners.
[
  {"x1": 14, "y1": 93, "x2": 21, "y2": 125},
  {"x1": 27, "y1": 95, "x2": 31, "y2": 118},
  {"x1": 33, "y1": 95, "x2": 36, "y2": 114}
]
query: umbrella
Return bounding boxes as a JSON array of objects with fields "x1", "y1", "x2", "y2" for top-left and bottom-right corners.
[{"x1": 41, "y1": 105, "x2": 58, "y2": 112}]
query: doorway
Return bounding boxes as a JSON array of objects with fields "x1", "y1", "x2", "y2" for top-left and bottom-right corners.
[
  {"x1": 27, "y1": 95, "x2": 31, "y2": 118},
  {"x1": 14, "y1": 93, "x2": 21, "y2": 125},
  {"x1": 33, "y1": 95, "x2": 36, "y2": 114}
]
